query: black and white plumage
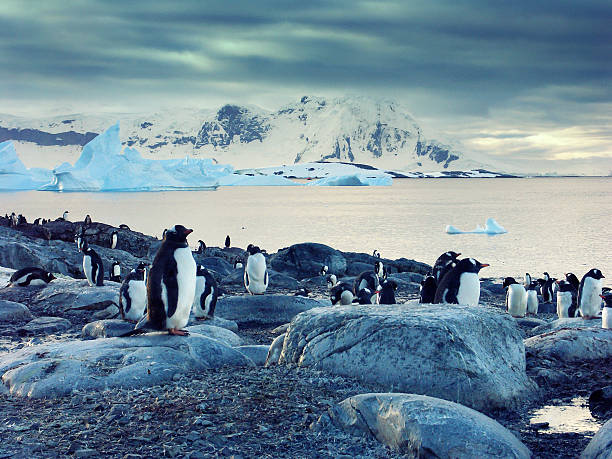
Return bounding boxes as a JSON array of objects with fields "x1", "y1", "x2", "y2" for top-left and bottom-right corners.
[
  {"x1": 374, "y1": 261, "x2": 387, "y2": 280},
  {"x1": 372, "y1": 250, "x2": 380, "y2": 258},
  {"x1": 565, "y1": 273, "x2": 580, "y2": 307},
  {"x1": 244, "y1": 244, "x2": 268, "y2": 295},
  {"x1": 432, "y1": 251, "x2": 461, "y2": 284},
  {"x1": 81, "y1": 241, "x2": 104, "y2": 287},
  {"x1": 538, "y1": 272, "x2": 555, "y2": 303},
  {"x1": 225, "y1": 235, "x2": 231, "y2": 248},
  {"x1": 434, "y1": 258, "x2": 489, "y2": 306},
  {"x1": 119, "y1": 224, "x2": 130, "y2": 230},
  {"x1": 556, "y1": 280, "x2": 576, "y2": 318},
  {"x1": 326, "y1": 274, "x2": 338, "y2": 289},
  {"x1": 84, "y1": 214, "x2": 92, "y2": 226},
  {"x1": 353, "y1": 271, "x2": 380, "y2": 297},
  {"x1": 578, "y1": 268, "x2": 605, "y2": 319},
  {"x1": 526, "y1": 281, "x2": 539, "y2": 314},
  {"x1": 524, "y1": 273, "x2": 532, "y2": 289},
  {"x1": 119, "y1": 262, "x2": 147, "y2": 322},
  {"x1": 196, "y1": 240, "x2": 206, "y2": 254},
  {"x1": 378, "y1": 279, "x2": 398, "y2": 305},
  {"x1": 419, "y1": 274, "x2": 437, "y2": 304},
  {"x1": 58, "y1": 210, "x2": 69, "y2": 221},
  {"x1": 330, "y1": 282, "x2": 354, "y2": 305},
  {"x1": 601, "y1": 292, "x2": 612, "y2": 329},
  {"x1": 110, "y1": 261, "x2": 121, "y2": 282},
  {"x1": 110, "y1": 231, "x2": 118, "y2": 249},
  {"x1": 9, "y1": 267, "x2": 55, "y2": 287},
  {"x1": 503, "y1": 277, "x2": 527, "y2": 318},
  {"x1": 233, "y1": 257, "x2": 244, "y2": 269},
  {"x1": 193, "y1": 265, "x2": 219, "y2": 319},
  {"x1": 319, "y1": 265, "x2": 329, "y2": 276},
  {"x1": 355, "y1": 288, "x2": 375, "y2": 304},
  {"x1": 294, "y1": 287, "x2": 311, "y2": 297}
]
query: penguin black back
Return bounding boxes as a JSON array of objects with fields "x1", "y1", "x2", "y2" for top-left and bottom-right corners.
[
  {"x1": 432, "y1": 251, "x2": 461, "y2": 283},
  {"x1": 419, "y1": 274, "x2": 437, "y2": 303},
  {"x1": 378, "y1": 279, "x2": 398, "y2": 305},
  {"x1": 353, "y1": 271, "x2": 379, "y2": 295},
  {"x1": 81, "y1": 241, "x2": 104, "y2": 286},
  {"x1": 9, "y1": 267, "x2": 55, "y2": 287},
  {"x1": 225, "y1": 235, "x2": 231, "y2": 248},
  {"x1": 434, "y1": 258, "x2": 489, "y2": 305}
]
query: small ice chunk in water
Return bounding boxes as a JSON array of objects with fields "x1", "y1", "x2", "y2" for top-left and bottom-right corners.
[{"x1": 446, "y1": 218, "x2": 507, "y2": 235}]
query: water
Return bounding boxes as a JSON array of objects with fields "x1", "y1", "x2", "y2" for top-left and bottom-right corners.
[
  {"x1": 2, "y1": 177, "x2": 610, "y2": 279},
  {"x1": 530, "y1": 397, "x2": 601, "y2": 434}
]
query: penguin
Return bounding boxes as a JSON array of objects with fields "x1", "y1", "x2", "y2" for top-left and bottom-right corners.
[
  {"x1": 233, "y1": 257, "x2": 244, "y2": 269},
  {"x1": 225, "y1": 235, "x2": 231, "y2": 248},
  {"x1": 432, "y1": 251, "x2": 461, "y2": 284},
  {"x1": 378, "y1": 279, "x2": 398, "y2": 305},
  {"x1": 319, "y1": 265, "x2": 329, "y2": 276},
  {"x1": 353, "y1": 271, "x2": 380, "y2": 297},
  {"x1": 110, "y1": 231, "x2": 118, "y2": 249},
  {"x1": 330, "y1": 282, "x2": 354, "y2": 305},
  {"x1": 74, "y1": 233, "x2": 83, "y2": 252},
  {"x1": 294, "y1": 287, "x2": 310, "y2": 297},
  {"x1": 556, "y1": 280, "x2": 575, "y2": 318},
  {"x1": 374, "y1": 260, "x2": 387, "y2": 280},
  {"x1": 244, "y1": 244, "x2": 268, "y2": 295},
  {"x1": 33, "y1": 218, "x2": 41, "y2": 225},
  {"x1": 419, "y1": 274, "x2": 437, "y2": 304},
  {"x1": 10, "y1": 212, "x2": 17, "y2": 227},
  {"x1": 58, "y1": 210, "x2": 69, "y2": 221},
  {"x1": 539, "y1": 272, "x2": 555, "y2": 303},
  {"x1": 524, "y1": 273, "x2": 532, "y2": 290},
  {"x1": 502, "y1": 277, "x2": 527, "y2": 318},
  {"x1": 326, "y1": 274, "x2": 338, "y2": 289},
  {"x1": 8, "y1": 267, "x2": 55, "y2": 287},
  {"x1": 434, "y1": 258, "x2": 489, "y2": 307},
  {"x1": 110, "y1": 260, "x2": 121, "y2": 282},
  {"x1": 196, "y1": 240, "x2": 206, "y2": 254},
  {"x1": 372, "y1": 249, "x2": 380, "y2": 258},
  {"x1": 119, "y1": 224, "x2": 130, "y2": 230},
  {"x1": 264, "y1": 333, "x2": 286, "y2": 367},
  {"x1": 81, "y1": 240, "x2": 104, "y2": 286},
  {"x1": 119, "y1": 262, "x2": 147, "y2": 322},
  {"x1": 84, "y1": 214, "x2": 92, "y2": 226},
  {"x1": 193, "y1": 265, "x2": 219, "y2": 320},
  {"x1": 565, "y1": 272, "x2": 580, "y2": 307},
  {"x1": 601, "y1": 292, "x2": 612, "y2": 329},
  {"x1": 17, "y1": 214, "x2": 26, "y2": 225},
  {"x1": 355, "y1": 288, "x2": 374, "y2": 304},
  {"x1": 578, "y1": 268, "x2": 605, "y2": 319},
  {"x1": 526, "y1": 281, "x2": 539, "y2": 315}
]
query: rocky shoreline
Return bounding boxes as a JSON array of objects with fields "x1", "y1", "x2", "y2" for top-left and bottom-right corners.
[{"x1": 0, "y1": 217, "x2": 611, "y2": 458}]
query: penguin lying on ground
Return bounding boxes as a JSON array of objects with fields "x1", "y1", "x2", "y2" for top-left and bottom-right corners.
[
  {"x1": 244, "y1": 244, "x2": 268, "y2": 295},
  {"x1": 355, "y1": 288, "x2": 375, "y2": 304},
  {"x1": 419, "y1": 274, "x2": 437, "y2": 303},
  {"x1": 330, "y1": 282, "x2": 354, "y2": 305},
  {"x1": 193, "y1": 265, "x2": 219, "y2": 320},
  {"x1": 432, "y1": 251, "x2": 461, "y2": 284},
  {"x1": 502, "y1": 277, "x2": 527, "y2": 318},
  {"x1": 434, "y1": 258, "x2": 489, "y2": 307},
  {"x1": 8, "y1": 267, "x2": 55, "y2": 287},
  {"x1": 119, "y1": 262, "x2": 147, "y2": 322},
  {"x1": 578, "y1": 268, "x2": 605, "y2": 319},
  {"x1": 81, "y1": 240, "x2": 104, "y2": 287}
]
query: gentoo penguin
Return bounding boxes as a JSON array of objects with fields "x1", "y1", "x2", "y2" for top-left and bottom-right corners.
[
  {"x1": 326, "y1": 274, "x2": 338, "y2": 289},
  {"x1": 84, "y1": 214, "x2": 92, "y2": 226},
  {"x1": 196, "y1": 240, "x2": 206, "y2": 254},
  {"x1": 355, "y1": 288, "x2": 374, "y2": 304},
  {"x1": 502, "y1": 277, "x2": 527, "y2": 318},
  {"x1": 193, "y1": 265, "x2": 219, "y2": 320},
  {"x1": 578, "y1": 268, "x2": 605, "y2": 319},
  {"x1": 434, "y1": 258, "x2": 489, "y2": 306},
  {"x1": 330, "y1": 282, "x2": 354, "y2": 305},
  {"x1": 125, "y1": 225, "x2": 196, "y2": 336},
  {"x1": 74, "y1": 233, "x2": 83, "y2": 251},
  {"x1": 119, "y1": 224, "x2": 130, "y2": 230},
  {"x1": 294, "y1": 287, "x2": 310, "y2": 297},
  {"x1": 601, "y1": 293, "x2": 612, "y2": 329},
  {"x1": 110, "y1": 231, "x2": 118, "y2": 249},
  {"x1": 33, "y1": 218, "x2": 41, "y2": 225},
  {"x1": 109, "y1": 260, "x2": 121, "y2": 282},
  {"x1": 419, "y1": 274, "x2": 437, "y2": 303},
  {"x1": 378, "y1": 279, "x2": 398, "y2": 305},
  {"x1": 233, "y1": 257, "x2": 244, "y2": 269},
  {"x1": 565, "y1": 272, "x2": 580, "y2": 306},
  {"x1": 526, "y1": 281, "x2": 539, "y2": 315},
  {"x1": 81, "y1": 240, "x2": 104, "y2": 286},
  {"x1": 17, "y1": 214, "x2": 26, "y2": 225},
  {"x1": 432, "y1": 251, "x2": 461, "y2": 284},
  {"x1": 119, "y1": 262, "x2": 147, "y2": 322},
  {"x1": 372, "y1": 249, "x2": 380, "y2": 258},
  {"x1": 58, "y1": 210, "x2": 69, "y2": 221},
  {"x1": 319, "y1": 265, "x2": 329, "y2": 276},
  {"x1": 556, "y1": 280, "x2": 576, "y2": 318},
  {"x1": 539, "y1": 272, "x2": 555, "y2": 303},
  {"x1": 244, "y1": 244, "x2": 268, "y2": 295},
  {"x1": 524, "y1": 273, "x2": 532, "y2": 290},
  {"x1": 225, "y1": 235, "x2": 231, "y2": 248},
  {"x1": 10, "y1": 212, "x2": 17, "y2": 227},
  {"x1": 374, "y1": 260, "x2": 387, "y2": 280},
  {"x1": 353, "y1": 271, "x2": 380, "y2": 297},
  {"x1": 8, "y1": 267, "x2": 55, "y2": 287}
]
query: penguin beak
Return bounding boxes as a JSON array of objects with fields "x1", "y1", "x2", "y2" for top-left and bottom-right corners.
[
  {"x1": 601, "y1": 295, "x2": 606, "y2": 299},
  {"x1": 456, "y1": 253, "x2": 461, "y2": 257},
  {"x1": 184, "y1": 228, "x2": 193, "y2": 236},
  {"x1": 480, "y1": 264, "x2": 490, "y2": 268}
]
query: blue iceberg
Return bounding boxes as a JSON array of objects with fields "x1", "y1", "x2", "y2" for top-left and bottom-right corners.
[
  {"x1": 306, "y1": 173, "x2": 392, "y2": 186},
  {"x1": 0, "y1": 141, "x2": 53, "y2": 190},
  {"x1": 446, "y1": 218, "x2": 508, "y2": 235}
]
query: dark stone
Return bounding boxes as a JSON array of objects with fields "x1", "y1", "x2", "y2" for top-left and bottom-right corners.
[
  {"x1": 269, "y1": 243, "x2": 347, "y2": 280},
  {"x1": 589, "y1": 386, "x2": 612, "y2": 421}
]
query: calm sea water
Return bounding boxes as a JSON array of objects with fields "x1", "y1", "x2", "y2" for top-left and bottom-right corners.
[{"x1": 1, "y1": 178, "x2": 610, "y2": 280}]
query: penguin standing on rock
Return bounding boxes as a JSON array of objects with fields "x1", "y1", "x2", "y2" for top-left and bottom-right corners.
[
  {"x1": 81, "y1": 240, "x2": 104, "y2": 286},
  {"x1": 119, "y1": 262, "x2": 147, "y2": 322},
  {"x1": 378, "y1": 279, "x2": 398, "y2": 305},
  {"x1": 110, "y1": 231, "x2": 118, "y2": 249},
  {"x1": 319, "y1": 265, "x2": 329, "y2": 276},
  {"x1": 84, "y1": 214, "x2": 92, "y2": 226},
  {"x1": 432, "y1": 251, "x2": 461, "y2": 284},
  {"x1": 374, "y1": 260, "x2": 387, "y2": 280},
  {"x1": 326, "y1": 274, "x2": 338, "y2": 289},
  {"x1": 110, "y1": 261, "x2": 121, "y2": 282},
  {"x1": 225, "y1": 235, "x2": 231, "y2": 249},
  {"x1": 503, "y1": 277, "x2": 527, "y2": 318},
  {"x1": 419, "y1": 274, "x2": 437, "y2": 303},
  {"x1": 244, "y1": 244, "x2": 268, "y2": 295},
  {"x1": 434, "y1": 258, "x2": 489, "y2": 307},
  {"x1": 578, "y1": 269, "x2": 605, "y2": 319},
  {"x1": 123, "y1": 225, "x2": 196, "y2": 336},
  {"x1": 9, "y1": 267, "x2": 55, "y2": 287},
  {"x1": 193, "y1": 265, "x2": 219, "y2": 320},
  {"x1": 58, "y1": 210, "x2": 69, "y2": 221},
  {"x1": 196, "y1": 240, "x2": 206, "y2": 254},
  {"x1": 233, "y1": 257, "x2": 244, "y2": 269},
  {"x1": 600, "y1": 292, "x2": 612, "y2": 329}
]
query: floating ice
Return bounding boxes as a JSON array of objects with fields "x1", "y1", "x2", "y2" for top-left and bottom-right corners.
[
  {"x1": 218, "y1": 174, "x2": 301, "y2": 186},
  {"x1": 306, "y1": 173, "x2": 392, "y2": 186},
  {"x1": 0, "y1": 141, "x2": 53, "y2": 190},
  {"x1": 446, "y1": 218, "x2": 508, "y2": 235}
]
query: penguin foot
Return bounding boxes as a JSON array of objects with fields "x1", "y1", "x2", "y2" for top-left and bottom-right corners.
[{"x1": 168, "y1": 328, "x2": 189, "y2": 336}]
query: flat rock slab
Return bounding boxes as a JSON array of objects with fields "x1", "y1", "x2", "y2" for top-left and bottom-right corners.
[
  {"x1": 531, "y1": 317, "x2": 601, "y2": 336},
  {"x1": 0, "y1": 300, "x2": 33, "y2": 322},
  {"x1": 187, "y1": 316, "x2": 239, "y2": 332},
  {"x1": 581, "y1": 417, "x2": 612, "y2": 459},
  {"x1": 18, "y1": 316, "x2": 72, "y2": 335},
  {"x1": 220, "y1": 269, "x2": 299, "y2": 290},
  {"x1": 215, "y1": 294, "x2": 325, "y2": 326},
  {"x1": 33, "y1": 278, "x2": 120, "y2": 315},
  {"x1": 322, "y1": 393, "x2": 530, "y2": 458},
  {"x1": 82, "y1": 319, "x2": 135, "y2": 339},
  {"x1": 279, "y1": 303, "x2": 535, "y2": 413},
  {"x1": 184, "y1": 324, "x2": 243, "y2": 347},
  {"x1": 515, "y1": 317, "x2": 549, "y2": 329},
  {"x1": 0, "y1": 333, "x2": 254, "y2": 398},
  {"x1": 236, "y1": 345, "x2": 269, "y2": 366},
  {"x1": 525, "y1": 328, "x2": 612, "y2": 363}
]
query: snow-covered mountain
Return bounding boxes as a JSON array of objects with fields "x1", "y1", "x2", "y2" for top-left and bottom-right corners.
[{"x1": 0, "y1": 96, "x2": 496, "y2": 172}]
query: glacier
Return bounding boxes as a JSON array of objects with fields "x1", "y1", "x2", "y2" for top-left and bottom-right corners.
[
  {"x1": 0, "y1": 141, "x2": 53, "y2": 190},
  {"x1": 446, "y1": 218, "x2": 508, "y2": 235}
]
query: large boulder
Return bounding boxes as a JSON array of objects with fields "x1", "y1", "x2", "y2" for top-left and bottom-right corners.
[
  {"x1": 81, "y1": 319, "x2": 136, "y2": 339},
  {"x1": 184, "y1": 324, "x2": 243, "y2": 347},
  {"x1": 279, "y1": 303, "x2": 535, "y2": 412},
  {"x1": 531, "y1": 318, "x2": 601, "y2": 336},
  {"x1": 525, "y1": 328, "x2": 612, "y2": 363},
  {"x1": 269, "y1": 243, "x2": 347, "y2": 279},
  {"x1": 0, "y1": 333, "x2": 254, "y2": 398},
  {"x1": 0, "y1": 300, "x2": 33, "y2": 322},
  {"x1": 18, "y1": 316, "x2": 72, "y2": 335},
  {"x1": 343, "y1": 252, "x2": 431, "y2": 275},
  {"x1": 215, "y1": 294, "x2": 326, "y2": 326},
  {"x1": 321, "y1": 393, "x2": 530, "y2": 458},
  {"x1": 193, "y1": 256, "x2": 234, "y2": 277},
  {"x1": 581, "y1": 417, "x2": 612, "y2": 459}
]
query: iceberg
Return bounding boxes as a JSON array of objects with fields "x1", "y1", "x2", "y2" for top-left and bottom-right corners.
[
  {"x1": 306, "y1": 173, "x2": 392, "y2": 186},
  {"x1": 218, "y1": 174, "x2": 301, "y2": 186},
  {"x1": 0, "y1": 141, "x2": 53, "y2": 190},
  {"x1": 446, "y1": 218, "x2": 508, "y2": 235}
]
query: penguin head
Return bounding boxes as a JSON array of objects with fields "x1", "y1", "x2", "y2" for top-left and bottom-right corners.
[
  {"x1": 528, "y1": 281, "x2": 539, "y2": 290},
  {"x1": 164, "y1": 225, "x2": 193, "y2": 243},
  {"x1": 543, "y1": 272, "x2": 550, "y2": 281},
  {"x1": 421, "y1": 275, "x2": 436, "y2": 287},
  {"x1": 135, "y1": 262, "x2": 147, "y2": 272},
  {"x1": 600, "y1": 292, "x2": 612, "y2": 307},
  {"x1": 112, "y1": 260, "x2": 120, "y2": 267},
  {"x1": 247, "y1": 244, "x2": 261, "y2": 255},
  {"x1": 44, "y1": 272, "x2": 56, "y2": 283},
  {"x1": 458, "y1": 258, "x2": 489, "y2": 273},
  {"x1": 326, "y1": 274, "x2": 338, "y2": 288},
  {"x1": 196, "y1": 265, "x2": 207, "y2": 276},
  {"x1": 585, "y1": 268, "x2": 605, "y2": 280},
  {"x1": 557, "y1": 280, "x2": 574, "y2": 292},
  {"x1": 502, "y1": 277, "x2": 518, "y2": 289},
  {"x1": 565, "y1": 273, "x2": 579, "y2": 284}
]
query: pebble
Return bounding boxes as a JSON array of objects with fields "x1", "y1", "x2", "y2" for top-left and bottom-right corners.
[{"x1": 74, "y1": 449, "x2": 97, "y2": 458}]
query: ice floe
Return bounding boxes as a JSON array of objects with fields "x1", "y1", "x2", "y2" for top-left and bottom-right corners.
[
  {"x1": 446, "y1": 218, "x2": 508, "y2": 235},
  {"x1": 0, "y1": 141, "x2": 53, "y2": 190}
]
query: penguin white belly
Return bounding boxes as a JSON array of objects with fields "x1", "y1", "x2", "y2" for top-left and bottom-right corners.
[
  {"x1": 113, "y1": 264, "x2": 121, "y2": 277},
  {"x1": 111, "y1": 234, "x2": 117, "y2": 249},
  {"x1": 166, "y1": 247, "x2": 196, "y2": 330},
  {"x1": 557, "y1": 291, "x2": 572, "y2": 318},
  {"x1": 11, "y1": 274, "x2": 30, "y2": 286},
  {"x1": 83, "y1": 255, "x2": 94, "y2": 286},
  {"x1": 580, "y1": 277, "x2": 603, "y2": 318},
  {"x1": 456, "y1": 273, "x2": 480, "y2": 306},
  {"x1": 125, "y1": 280, "x2": 147, "y2": 321},
  {"x1": 506, "y1": 284, "x2": 527, "y2": 318},
  {"x1": 202, "y1": 287, "x2": 215, "y2": 316},
  {"x1": 245, "y1": 253, "x2": 268, "y2": 294},
  {"x1": 603, "y1": 308, "x2": 612, "y2": 329},
  {"x1": 526, "y1": 290, "x2": 539, "y2": 314},
  {"x1": 28, "y1": 278, "x2": 47, "y2": 287},
  {"x1": 192, "y1": 276, "x2": 206, "y2": 310}
]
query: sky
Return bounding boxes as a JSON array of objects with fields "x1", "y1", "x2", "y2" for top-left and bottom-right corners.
[{"x1": 1, "y1": 0, "x2": 611, "y2": 165}]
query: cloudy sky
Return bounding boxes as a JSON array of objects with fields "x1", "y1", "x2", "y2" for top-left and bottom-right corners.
[{"x1": 1, "y1": 0, "x2": 611, "y2": 164}]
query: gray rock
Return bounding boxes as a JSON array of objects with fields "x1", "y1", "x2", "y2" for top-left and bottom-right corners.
[
  {"x1": 345, "y1": 262, "x2": 373, "y2": 276},
  {"x1": 525, "y1": 328, "x2": 612, "y2": 363},
  {"x1": 271, "y1": 323, "x2": 290, "y2": 334},
  {"x1": 537, "y1": 302, "x2": 556, "y2": 314},
  {"x1": 236, "y1": 345, "x2": 269, "y2": 366},
  {"x1": 269, "y1": 243, "x2": 347, "y2": 279},
  {"x1": 33, "y1": 278, "x2": 120, "y2": 315},
  {"x1": 265, "y1": 333, "x2": 286, "y2": 367},
  {"x1": 323, "y1": 393, "x2": 530, "y2": 458},
  {"x1": 0, "y1": 333, "x2": 254, "y2": 398},
  {"x1": 0, "y1": 300, "x2": 33, "y2": 322},
  {"x1": 184, "y1": 324, "x2": 243, "y2": 347},
  {"x1": 92, "y1": 304, "x2": 120, "y2": 320},
  {"x1": 193, "y1": 256, "x2": 233, "y2": 277},
  {"x1": 187, "y1": 316, "x2": 238, "y2": 332},
  {"x1": 0, "y1": 266, "x2": 15, "y2": 287},
  {"x1": 581, "y1": 417, "x2": 612, "y2": 459},
  {"x1": 388, "y1": 272, "x2": 425, "y2": 284},
  {"x1": 18, "y1": 316, "x2": 72, "y2": 335},
  {"x1": 279, "y1": 303, "x2": 535, "y2": 412},
  {"x1": 82, "y1": 319, "x2": 136, "y2": 339},
  {"x1": 531, "y1": 317, "x2": 601, "y2": 335},
  {"x1": 215, "y1": 294, "x2": 323, "y2": 326},
  {"x1": 514, "y1": 317, "x2": 549, "y2": 329},
  {"x1": 343, "y1": 252, "x2": 431, "y2": 275},
  {"x1": 220, "y1": 268, "x2": 299, "y2": 290},
  {"x1": 589, "y1": 385, "x2": 612, "y2": 420}
]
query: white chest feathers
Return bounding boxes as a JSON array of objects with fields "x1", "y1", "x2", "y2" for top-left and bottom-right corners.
[
  {"x1": 113, "y1": 264, "x2": 121, "y2": 277},
  {"x1": 245, "y1": 253, "x2": 268, "y2": 294},
  {"x1": 580, "y1": 277, "x2": 603, "y2": 318},
  {"x1": 557, "y1": 291, "x2": 572, "y2": 318},
  {"x1": 165, "y1": 247, "x2": 196, "y2": 329},
  {"x1": 526, "y1": 290, "x2": 539, "y2": 314},
  {"x1": 83, "y1": 255, "x2": 93, "y2": 286},
  {"x1": 123, "y1": 280, "x2": 147, "y2": 321},
  {"x1": 456, "y1": 272, "x2": 480, "y2": 307},
  {"x1": 603, "y1": 308, "x2": 612, "y2": 329},
  {"x1": 506, "y1": 284, "x2": 527, "y2": 318}
]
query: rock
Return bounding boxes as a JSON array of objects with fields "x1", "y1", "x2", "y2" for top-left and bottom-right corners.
[
  {"x1": 0, "y1": 266, "x2": 15, "y2": 286},
  {"x1": 345, "y1": 262, "x2": 373, "y2": 276},
  {"x1": 265, "y1": 333, "x2": 286, "y2": 367},
  {"x1": 92, "y1": 304, "x2": 120, "y2": 320},
  {"x1": 0, "y1": 300, "x2": 33, "y2": 322},
  {"x1": 193, "y1": 256, "x2": 233, "y2": 277},
  {"x1": 269, "y1": 243, "x2": 347, "y2": 279},
  {"x1": 32, "y1": 278, "x2": 120, "y2": 315},
  {"x1": 323, "y1": 393, "x2": 530, "y2": 458},
  {"x1": 581, "y1": 417, "x2": 612, "y2": 459},
  {"x1": 184, "y1": 324, "x2": 243, "y2": 347},
  {"x1": 268, "y1": 270, "x2": 300, "y2": 290},
  {"x1": 280, "y1": 303, "x2": 535, "y2": 412},
  {"x1": 0, "y1": 333, "x2": 254, "y2": 398},
  {"x1": 236, "y1": 345, "x2": 269, "y2": 366},
  {"x1": 343, "y1": 252, "x2": 431, "y2": 275},
  {"x1": 532, "y1": 368, "x2": 571, "y2": 386},
  {"x1": 18, "y1": 316, "x2": 72, "y2": 335},
  {"x1": 187, "y1": 316, "x2": 239, "y2": 332},
  {"x1": 271, "y1": 323, "x2": 290, "y2": 334},
  {"x1": 480, "y1": 278, "x2": 506, "y2": 295},
  {"x1": 74, "y1": 449, "x2": 97, "y2": 458},
  {"x1": 524, "y1": 328, "x2": 612, "y2": 363},
  {"x1": 220, "y1": 268, "x2": 245, "y2": 287},
  {"x1": 537, "y1": 302, "x2": 556, "y2": 314},
  {"x1": 531, "y1": 317, "x2": 601, "y2": 335},
  {"x1": 215, "y1": 294, "x2": 324, "y2": 326},
  {"x1": 81, "y1": 319, "x2": 136, "y2": 339},
  {"x1": 514, "y1": 317, "x2": 548, "y2": 329},
  {"x1": 588, "y1": 386, "x2": 612, "y2": 420}
]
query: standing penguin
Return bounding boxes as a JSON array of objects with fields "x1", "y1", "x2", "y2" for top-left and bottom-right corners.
[
  {"x1": 601, "y1": 293, "x2": 612, "y2": 329},
  {"x1": 378, "y1": 279, "x2": 398, "y2": 305},
  {"x1": 556, "y1": 280, "x2": 576, "y2": 318},
  {"x1": 119, "y1": 262, "x2": 147, "y2": 322},
  {"x1": 196, "y1": 240, "x2": 206, "y2": 254},
  {"x1": 110, "y1": 231, "x2": 118, "y2": 249},
  {"x1": 330, "y1": 282, "x2": 354, "y2": 305},
  {"x1": 419, "y1": 274, "x2": 437, "y2": 303},
  {"x1": 372, "y1": 250, "x2": 380, "y2": 258},
  {"x1": 434, "y1": 258, "x2": 489, "y2": 306},
  {"x1": 326, "y1": 274, "x2": 338, "y2": 289},
  {"x1": 59, "y1": 210, "x2": 69, "y2": 221},
  {"x1": 354, "y1": 271, "x2": 380, "y2": 297},
  {"x1": 539, "y1": 272, "x2": 555, "y2": 303},
  {"x1": 565, "y1": 272, "x2": 580, "y2": 307},
  {"x1": 578, "y1": 268, "x2": 605, "y2": 319},
  {"x1": 524, "y1": 273, "x2": 532, "y2": 290},
  {"x1": 9, "y1": 267, "x2": 55, "y2": 287},
  {"x1": 374, "y1": 260, "x2": 387, "y2": 280},
  {"x1": 503, "y1": 277, "x2": 528, "y2": 318},
  {"x1": 110, "y1": 260, "x2": 121, "y2": 282},
  {"x1": 225, "y1": 235, "x2": 231, "y2": 248},
  {"x1": 319, "y1": 265, "x2": 329, "y2": 276},
  {"x1": 233, "y1": 257, "x2": 244, "y2": 269},
  {"x1": 193, "y1": 265, "x2": 219, "y2": 320},
  {"x1": 432, "y1": 251, "x2": 461, "y2": 284},
  {"x1": 124, "y1": 225, "x2": 196, "y2": 336},
  {"x1": 81, "y1": 240, "x2": 104, "y2": 286},
  {"x1": 84, "y1": 214, "x2": 92, "y2": 226},
  {"x1": 244, "y1": 244, "x2": 268, "y2": 295},
  {"x1": 526, "y1": 281, "x2": 539, "y2": 315}
]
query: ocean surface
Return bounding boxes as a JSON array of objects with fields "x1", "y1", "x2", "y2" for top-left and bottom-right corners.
[{"x1": 2, "y1": 177, "x2": 610, "y2": 281}]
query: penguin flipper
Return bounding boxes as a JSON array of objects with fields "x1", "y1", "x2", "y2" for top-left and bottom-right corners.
[
  {"x1": 163, "y1": 268, "x2": 179, "y2": 319},
  {"x1": 244, "y1": 271, "x2": 250, "y2": 291}
]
